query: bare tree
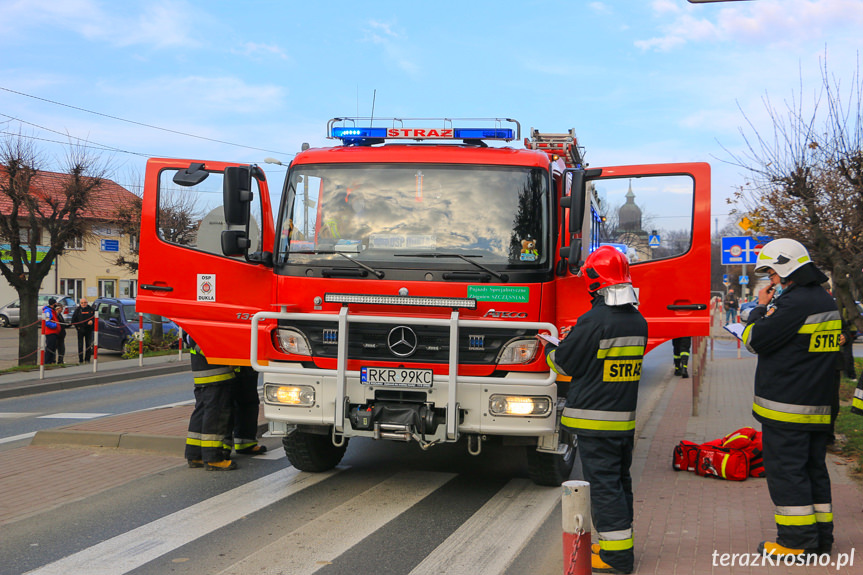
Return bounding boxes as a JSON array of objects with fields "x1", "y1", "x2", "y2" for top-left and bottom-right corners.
[
  {"x1": 726, "y1": 54, "x2": 863, "y2": 333},
  {"x1": 0, "y1": 135, "x2": 112, "y2": 365}
]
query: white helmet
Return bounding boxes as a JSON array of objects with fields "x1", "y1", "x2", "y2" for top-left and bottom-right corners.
[{"x1": 754, "y1": 238, "x2": 812, "y2": 279}]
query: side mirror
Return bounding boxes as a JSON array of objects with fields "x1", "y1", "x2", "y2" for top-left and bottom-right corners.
[
  {"x1": 173, "y1": 163, "x2": 209, "y2": 187},
  {"x1": 221, "y1": 230, "x2": 251, "y2": 257},
  {"x1": 223, "y1": 166, "x2": 253, "y2": 226}
]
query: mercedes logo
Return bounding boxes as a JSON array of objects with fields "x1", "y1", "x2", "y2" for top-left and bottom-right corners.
[{"x1": 387, "y1": 326, "x2": 418, "y2": 357}]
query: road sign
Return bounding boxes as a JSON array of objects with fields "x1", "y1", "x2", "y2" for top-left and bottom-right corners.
[
  {"x1": 100, "y1": 239, "x2": 119, "y2": 252},
  {"x1": 648, "y1": 234, "x2": 660, "y2": 249},
  {"x1": 739, "y1": 275, "x2": 749, "y2": 285},
  {"x1": 721, "y1": 236, "x2": 772, "y2": 265},
  {"x1": 723, "y1": 274, "x2": 729, "y2": 286}
]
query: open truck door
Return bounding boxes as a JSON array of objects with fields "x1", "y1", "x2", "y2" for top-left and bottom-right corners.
[
  {"x1": 557, "y1": 162, "x2": 711, "y2": 352},
  {"x1": 137, "y1": 159, "x2": 276, "y2": 365}
]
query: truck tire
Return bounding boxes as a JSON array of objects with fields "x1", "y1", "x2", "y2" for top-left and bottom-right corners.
[
  {"x1": 525, "y1": 430, "x2": 577, "y2": 486},
  {"x1": 282, "y1": 430, "x2": 349, "y2": 472}
]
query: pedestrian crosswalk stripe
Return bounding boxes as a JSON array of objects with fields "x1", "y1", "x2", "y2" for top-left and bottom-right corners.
[
  {"x1": 408, "y1": 478, "x2": 560, "y2": 575},
  {"x1": 0, "y1": 412, "x2": 39, "y2": 418},
  {"x1": 218, "y1": 471, "x2": 457, "y2": 575},
  {"x1": 37, "y1": 413, "x2": 111, "y2": 419},
  {"x1": 25, "y1": 466, "x2": 342, "y2": 575}
]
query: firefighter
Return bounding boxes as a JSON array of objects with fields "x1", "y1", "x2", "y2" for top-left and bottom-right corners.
[
  {"x1": 540, "y1": 245, "x2": 647, "y2": 575},
  {"x1": 671, "y1": 337, "x2": 691, "y2": 378},
  {"x1": 742, "y1": 238, "x2": 838, "y2": 558},
  {"x1": 185, "y1": 334, "x2": 237, "y2": 471},
  {"x1": 230, "y1": 366, "x2": 267, "y2": 455}
]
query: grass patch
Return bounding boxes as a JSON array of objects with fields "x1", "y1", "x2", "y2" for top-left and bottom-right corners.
[{"x1": 835, "y1": 357, "x2": 863, "y2": 474}]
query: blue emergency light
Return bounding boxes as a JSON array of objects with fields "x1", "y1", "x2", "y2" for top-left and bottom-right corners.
[
  {"x1": 452, "y1": 128, "x2": 514, "y2": 140},
  {"x1": 328, "y1": 118, "x2": 519, "y2": 144},
  {"x1": 330, "y1": 127, "x2": 388, "y2": 140}
]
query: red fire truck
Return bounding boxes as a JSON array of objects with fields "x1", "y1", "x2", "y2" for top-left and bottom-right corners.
[{"x1": 138, "y1": 118, "x2": 710, "y2": 485}]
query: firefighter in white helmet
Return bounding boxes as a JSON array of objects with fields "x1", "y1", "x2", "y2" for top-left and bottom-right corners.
[
  {"x1": 540, "y1": 245, "x2": 647, "y2": 574},
  {"x1": 742, "y1": 238, "x2": 838, "y2": 558}
]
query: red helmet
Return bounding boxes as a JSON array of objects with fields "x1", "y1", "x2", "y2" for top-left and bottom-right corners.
[{"x1": 581, "y1": 246, "x2": 632, "y2": 292}]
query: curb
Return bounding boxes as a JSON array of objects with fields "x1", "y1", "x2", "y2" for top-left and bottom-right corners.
[
  {"x1": 30, "y1": 423, "x2": 269, "y2": 456},
  {"x1": 0, "y1": 360, "x2": 191, "y2": 400}
]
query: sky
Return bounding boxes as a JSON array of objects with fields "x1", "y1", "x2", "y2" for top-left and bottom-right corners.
[{"x1": 1, "y1": 0, "x2": 863, "y2": 232}]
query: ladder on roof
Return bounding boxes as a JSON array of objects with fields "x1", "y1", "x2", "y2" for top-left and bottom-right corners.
[{"x1": 525, "y1": 129, "x2": 585, "y2": 168}]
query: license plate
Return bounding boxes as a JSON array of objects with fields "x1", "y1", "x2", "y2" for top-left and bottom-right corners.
[{"x1": 361, "y1": 367, "x2": 434, "y2": 388}]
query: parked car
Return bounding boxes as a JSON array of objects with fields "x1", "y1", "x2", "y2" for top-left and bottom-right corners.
[
  {"x1": 93, "y1": 297, "x2": 178, "y2": 351},
  {"x1": 0, "y1": 294, "x2": 76, "y2": 328}
]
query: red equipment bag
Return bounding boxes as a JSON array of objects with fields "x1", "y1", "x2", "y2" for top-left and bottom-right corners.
[
  {"x1": 746, "y1": 431, "x2": 765, "y2": 477},
  {"x1": 696, "y1": 445, "x2": 750, "y2": 481},
  {"x1": 720, "y1": 427, "x2": 757, "y2": 449},
  {"x1": 672, "y1": 440, "x2": 700, "y2": 472}
]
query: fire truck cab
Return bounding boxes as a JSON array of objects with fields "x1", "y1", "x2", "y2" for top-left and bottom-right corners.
[{"x1": 138, "y1": 118, "x2": 710, "y2": 486}]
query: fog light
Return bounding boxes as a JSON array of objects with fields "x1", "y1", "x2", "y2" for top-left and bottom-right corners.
[
  {"x1": 265, "y1": 384, "x2": 315, "y2": 407},
  {"x1": 489, "y1": 395, "x2": 552, "y2": 416},
  {"x1": 497, "y1": 339, "x2": 540, "y2": 365}
]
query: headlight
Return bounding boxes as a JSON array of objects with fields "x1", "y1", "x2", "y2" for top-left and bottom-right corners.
[
  {"x1": 497, "y1": 338, "x2": 540, "y2": 365},
  {"x1": 489, "y1": 395, "x2": 552, "y2": 417},
  {"x1": 265, "y1": 384, "x2": 315, "y2": 407},
  {"x1": 274, "y1": 328, "x2": 311, "y2": 355}
]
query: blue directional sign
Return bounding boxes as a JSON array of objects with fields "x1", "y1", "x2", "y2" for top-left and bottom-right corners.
[
  {"x1": 721, "y1": 236, "x2": 772, "y2": 265},
  {"x1": 100, "y1": 239, "x2": 120, "y2": 252},
  {"x1": 648, "y1": 234, "x2": 660, "y2": 249},
  {"x1": 739, "y1": 275, "x2": 749, "y2": 285}
]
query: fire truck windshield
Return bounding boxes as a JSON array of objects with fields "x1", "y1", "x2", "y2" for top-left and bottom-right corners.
[{"x1": 278, "y1": 164, "x2": 549, "y2": 272}]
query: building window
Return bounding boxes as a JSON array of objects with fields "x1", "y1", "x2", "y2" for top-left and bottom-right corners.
[
  {"x1": 119, "y1": 280, "x2": 137, "y2": 298},
  {"x1": 98, "y1": 279, "x2": 116, "y2": 298},
  {"x1": 60, "y1": 279, "x2": 84, "y2": 300},
  {"x1": 129, "y1": 233, "x2": 139, "y2": 253},
  {"x1": 92, "y1": 225, "x2": 117, "y2": 236},
  {"x1": 65, "y1": 236, "x2": 85, "y2": 250}
]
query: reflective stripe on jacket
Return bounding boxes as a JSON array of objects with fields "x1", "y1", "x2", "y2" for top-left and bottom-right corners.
[
  {"x1": 544, "y1": 296, "x2": 647, "y2": 437},
  {"x1": 188, "y1": 337, "x2": 235, "y2": 386},
  {"x1": 742, "y1": 283, "x2": 838, "y2": 430}
]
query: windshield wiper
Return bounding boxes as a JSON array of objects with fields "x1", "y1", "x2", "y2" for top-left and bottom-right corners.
[
  {"x1": 395, "y1": 252, "x2": 509, "y2": 283},
  {"x1": 286, "y1": 249, "x2": 384, "y2": 278},
  {"x1": 335, "y1": 252, "x2": 385, "y2": 279}
]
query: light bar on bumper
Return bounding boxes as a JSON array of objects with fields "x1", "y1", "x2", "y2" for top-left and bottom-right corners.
[{"x1": 325, "y1": 293, "x2": 477, "y2": 309}]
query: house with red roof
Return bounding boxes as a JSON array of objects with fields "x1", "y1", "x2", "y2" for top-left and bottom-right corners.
[{"x1": 0, "y1": 168, "x2": 140, "y2": 305}]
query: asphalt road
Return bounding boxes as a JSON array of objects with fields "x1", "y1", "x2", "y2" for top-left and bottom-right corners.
[{"x1": 0, "y1": 344, "x2": 674, "y2": 575}]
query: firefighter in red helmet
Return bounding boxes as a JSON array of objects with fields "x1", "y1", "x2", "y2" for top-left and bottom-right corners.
[{"x1": 539, "y1": 245, "x2": 647, "y2": 574}]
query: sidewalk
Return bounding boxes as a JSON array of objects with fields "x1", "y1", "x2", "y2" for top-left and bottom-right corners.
[{"x1": 631, "y1": 343, "x2": 863, "y2": 574}]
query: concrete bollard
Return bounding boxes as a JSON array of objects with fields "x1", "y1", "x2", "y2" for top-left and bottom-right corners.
[{"x1": 562, "y1": 480, "x2": 591, "y2": 575}]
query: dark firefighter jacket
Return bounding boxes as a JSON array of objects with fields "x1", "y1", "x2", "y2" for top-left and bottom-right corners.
[
  {"x1": 187, "y1": 336, "x2": 236, "y2": 386},
  {"x1": 544, "y1": 296, "x2": 648, "y2": 437},
  {"x1": 742, "y1": 283, "x2": 840, "y2": 431}
]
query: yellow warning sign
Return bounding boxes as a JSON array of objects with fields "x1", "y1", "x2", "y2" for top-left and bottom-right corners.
[{"x1": 738, "y1": 217, "x2": 753, "y2": 231}]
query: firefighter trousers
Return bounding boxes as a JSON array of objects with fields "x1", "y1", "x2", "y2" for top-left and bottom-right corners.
[
  {"x1": 185, "y1": 381, "x2": 234, "y2": 463},
  {"x1": 230, "y1": 367, "x2": 261, "y2": 451},
  {"x1": 672, "y1": 337, "x2": 691, "y2": 370},
  {"x1": 762, "y1": 425, "x2": 833, "y2": 551},
  {"x1": 577, "y1": 434, "x2": 635, "y2": 573}
]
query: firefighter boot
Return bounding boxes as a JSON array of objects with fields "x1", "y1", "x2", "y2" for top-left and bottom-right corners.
[
  {"x1": 205, "y1": 459, "x2": 237, "y2": 471},
  {"x1": 758, "y1": 541, "x2": 816, "y2": 559},
  {"x1": 673, "y1": 358, "x2": 681, "y2": 376},
  {"x1": 681, "y1": 367, "x2": 689, "y2": 378},
  {"x1": 236, "y1": 444, "x2": 268, "y2": 455},
  {"x1": 187, "y1": 460, "x2": 204, "y2": 468},
  {"x1": 591, "y1": 552, "x2": 631, "y2": 574}
]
